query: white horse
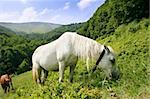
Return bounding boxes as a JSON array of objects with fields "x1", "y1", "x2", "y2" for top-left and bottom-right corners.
[{"x1": 32, "y1": 32, "x2": 119, "y2": 84}]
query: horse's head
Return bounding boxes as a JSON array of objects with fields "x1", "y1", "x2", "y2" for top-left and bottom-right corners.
[{"x1": 96, "y1": 46, "x2": 120, "y2": 80}]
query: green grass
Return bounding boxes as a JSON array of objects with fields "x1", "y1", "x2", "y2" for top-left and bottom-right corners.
[
  {"x1": 0, "y1": 19, "x2": 150, "y2": 99},
  {"x1": 97, "y1": 19, "x2": 150, "y2": 98}
]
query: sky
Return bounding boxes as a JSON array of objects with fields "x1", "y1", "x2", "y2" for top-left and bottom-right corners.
[{"x1": 0, "y1": 0, "x2": 105, "y2": 25}]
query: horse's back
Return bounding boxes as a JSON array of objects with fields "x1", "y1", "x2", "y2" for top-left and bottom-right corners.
[
  {"x1": 32, "y1": 32, "x2": 78, "y2": 70},
  {"x1": 33, "y1": 32, "x2": 76, "y2": 61},
  {"x1": 32, "y1": 40, "x2": 59, "y2": 70}
]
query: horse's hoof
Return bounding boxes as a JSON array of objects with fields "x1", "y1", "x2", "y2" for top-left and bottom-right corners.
[
  {"x1": 59, "y1": 79, "x2": 63, "y2": 83},
  {"x1": 69, "y1": 79, "x2": 73, "y2": 83}
]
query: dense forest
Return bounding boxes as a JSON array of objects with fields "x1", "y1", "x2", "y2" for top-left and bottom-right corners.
[{"x1": 0, "y1": 26, "x2": 47, "y2": 74}]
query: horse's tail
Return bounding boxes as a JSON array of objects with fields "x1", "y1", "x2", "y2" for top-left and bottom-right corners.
[
  {"x1": 32, "y1": 62, "x2": 42, "y2": 84},
  {"x1": 32, "y1": 66, "x2": 37, "y2": 83}
]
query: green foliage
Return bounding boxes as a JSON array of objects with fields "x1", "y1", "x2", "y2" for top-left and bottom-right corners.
[
  {"x1": 17, "y1": 59, "x2": 30, "y2": 74},
  {"x1": 77, "y1": 0, "x2": 149, "y2": 39},
  {"x1": 97, "y1": 19, "x2": 150, "y2": 97},
  {"x1": 0, "y1": 26, "x2": 46, "y2": 75},
  {"x1": 0, "y1": 25, "x2": 16, "y2": 36},
  {"x1": 45, "y1": 23, "x2": 83, "y2": 41}
]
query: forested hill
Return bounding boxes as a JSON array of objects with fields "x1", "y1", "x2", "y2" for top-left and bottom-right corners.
[
  {"x1": 77, "y1": 0, "x2": 149, "y2": 39},
  {"x1": 44, "y1": 23, "x2": 83, "y2": 41},
  {"x1": 0, "y1": 25, "x2": 16, "y2": 36},
  {"x1": 0, "y1": 26, "x2": 47, "y2": 75},
  {"x1": 0, "y1": 22, "x2": 61, "y2": 34},
  {"x1": 22, "y1": 23, "x2": 83, "y2": 41}
]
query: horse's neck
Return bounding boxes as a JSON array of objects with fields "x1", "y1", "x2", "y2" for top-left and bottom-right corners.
[{"x1": 73, "y1": 35, "x2": 103, "y2": 60}]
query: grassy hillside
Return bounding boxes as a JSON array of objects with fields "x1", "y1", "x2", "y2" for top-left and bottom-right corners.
[
  {"x1": 97, "y1": 19, "x2": 150, "y2": 98},
  {"x1": 0, "y1": 22, "x2": 61, "y2": 34},
  {"x1": 1, "y1": 19, "x2": 149, "y2": 99}
]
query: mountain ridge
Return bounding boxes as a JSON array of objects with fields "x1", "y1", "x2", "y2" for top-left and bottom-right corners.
[{"x1": 0, "y1": 22, "x2": 61, "y2": 34}]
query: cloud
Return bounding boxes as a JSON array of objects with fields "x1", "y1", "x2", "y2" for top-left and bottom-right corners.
[
  {"x1": 39, "y1": 8, "x2": 50, "y2": 15},
  {"x1": 0, "y1": 12, "x2": 19, "y2": 22},
  {"x1": 18, "y1": 7, "x2": 65, "y2": 23},
  {"x1": 19, "y1": 0, "x2": 35, "y2": 4},
  {"x1": 0, "y1": 7, "x2": 63, "y2": 23},
  {"x1": 63, "y1": 2, "x2": 70, "y2": 10},
  {"x1": 51, "y1": 15, "x2": 61, "y2": 21},
  {"x1": 19, "y1": 7, "x2": 38, "y2": 22},
  {"x1": 20, "y1": 0, "x2": 27, "y2": 4},
  {"x1": 77, "y1": 0, "x2": 97, "y2": 10},
  {"x1": 18, "y1": 7, "x2": 55, "y2": 22},
  {"x1": 0, "y1": 5, "x2": 87, "y2": 24}
]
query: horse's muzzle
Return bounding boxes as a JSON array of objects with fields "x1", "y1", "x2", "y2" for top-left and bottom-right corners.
[{"x1": 111, "y1": 70, "x2": 120, "y2": 80}]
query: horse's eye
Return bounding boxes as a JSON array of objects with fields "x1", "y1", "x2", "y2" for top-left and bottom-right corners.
[{"x1": 110, "y1": 58, "x2": 115, "y2": 64}]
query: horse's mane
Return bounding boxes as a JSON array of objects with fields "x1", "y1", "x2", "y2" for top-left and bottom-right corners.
[{"x1": 70, "y1": 33, "x2": 103, "y2": 60}]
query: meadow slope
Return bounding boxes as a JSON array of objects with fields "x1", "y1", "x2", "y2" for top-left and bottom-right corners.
[{"x1": 0, "y1": 19, "x2": 149, "y2": 99}]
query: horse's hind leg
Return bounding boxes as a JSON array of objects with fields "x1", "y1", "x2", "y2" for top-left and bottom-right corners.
[
  {"x1": 36, "y1": 68, "x2": 42, "y2": 84},
  {"x1": 1, "y1": 84, "x2": 6, "y2": 93},
  {"x1": 41, "y1": 69, "x2": 48, "y2": 84},
  {"x1": 32, "y1": 63, "x2": 42, "y2": 84}
]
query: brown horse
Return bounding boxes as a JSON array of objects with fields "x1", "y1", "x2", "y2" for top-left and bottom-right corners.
[{"x1": 0, "y1": 74, "x2": 14, "y2": 93}]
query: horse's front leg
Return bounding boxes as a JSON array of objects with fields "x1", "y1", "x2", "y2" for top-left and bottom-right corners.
[
  {"x1": 4, "y1": 86, "x2": 7, "y2": 93},
  {"x1": 86, "y1": 57, "x2": 90, "y2": 72},
  {"x1": 58, "y1": 61, "x2": 65, "y2": 83},
  {"x1": 7, "y1": 84, "x2": 10, "y2": 92},
  {"x1": 10, "y1": 82, "x2": 14, "y2": 90}
]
